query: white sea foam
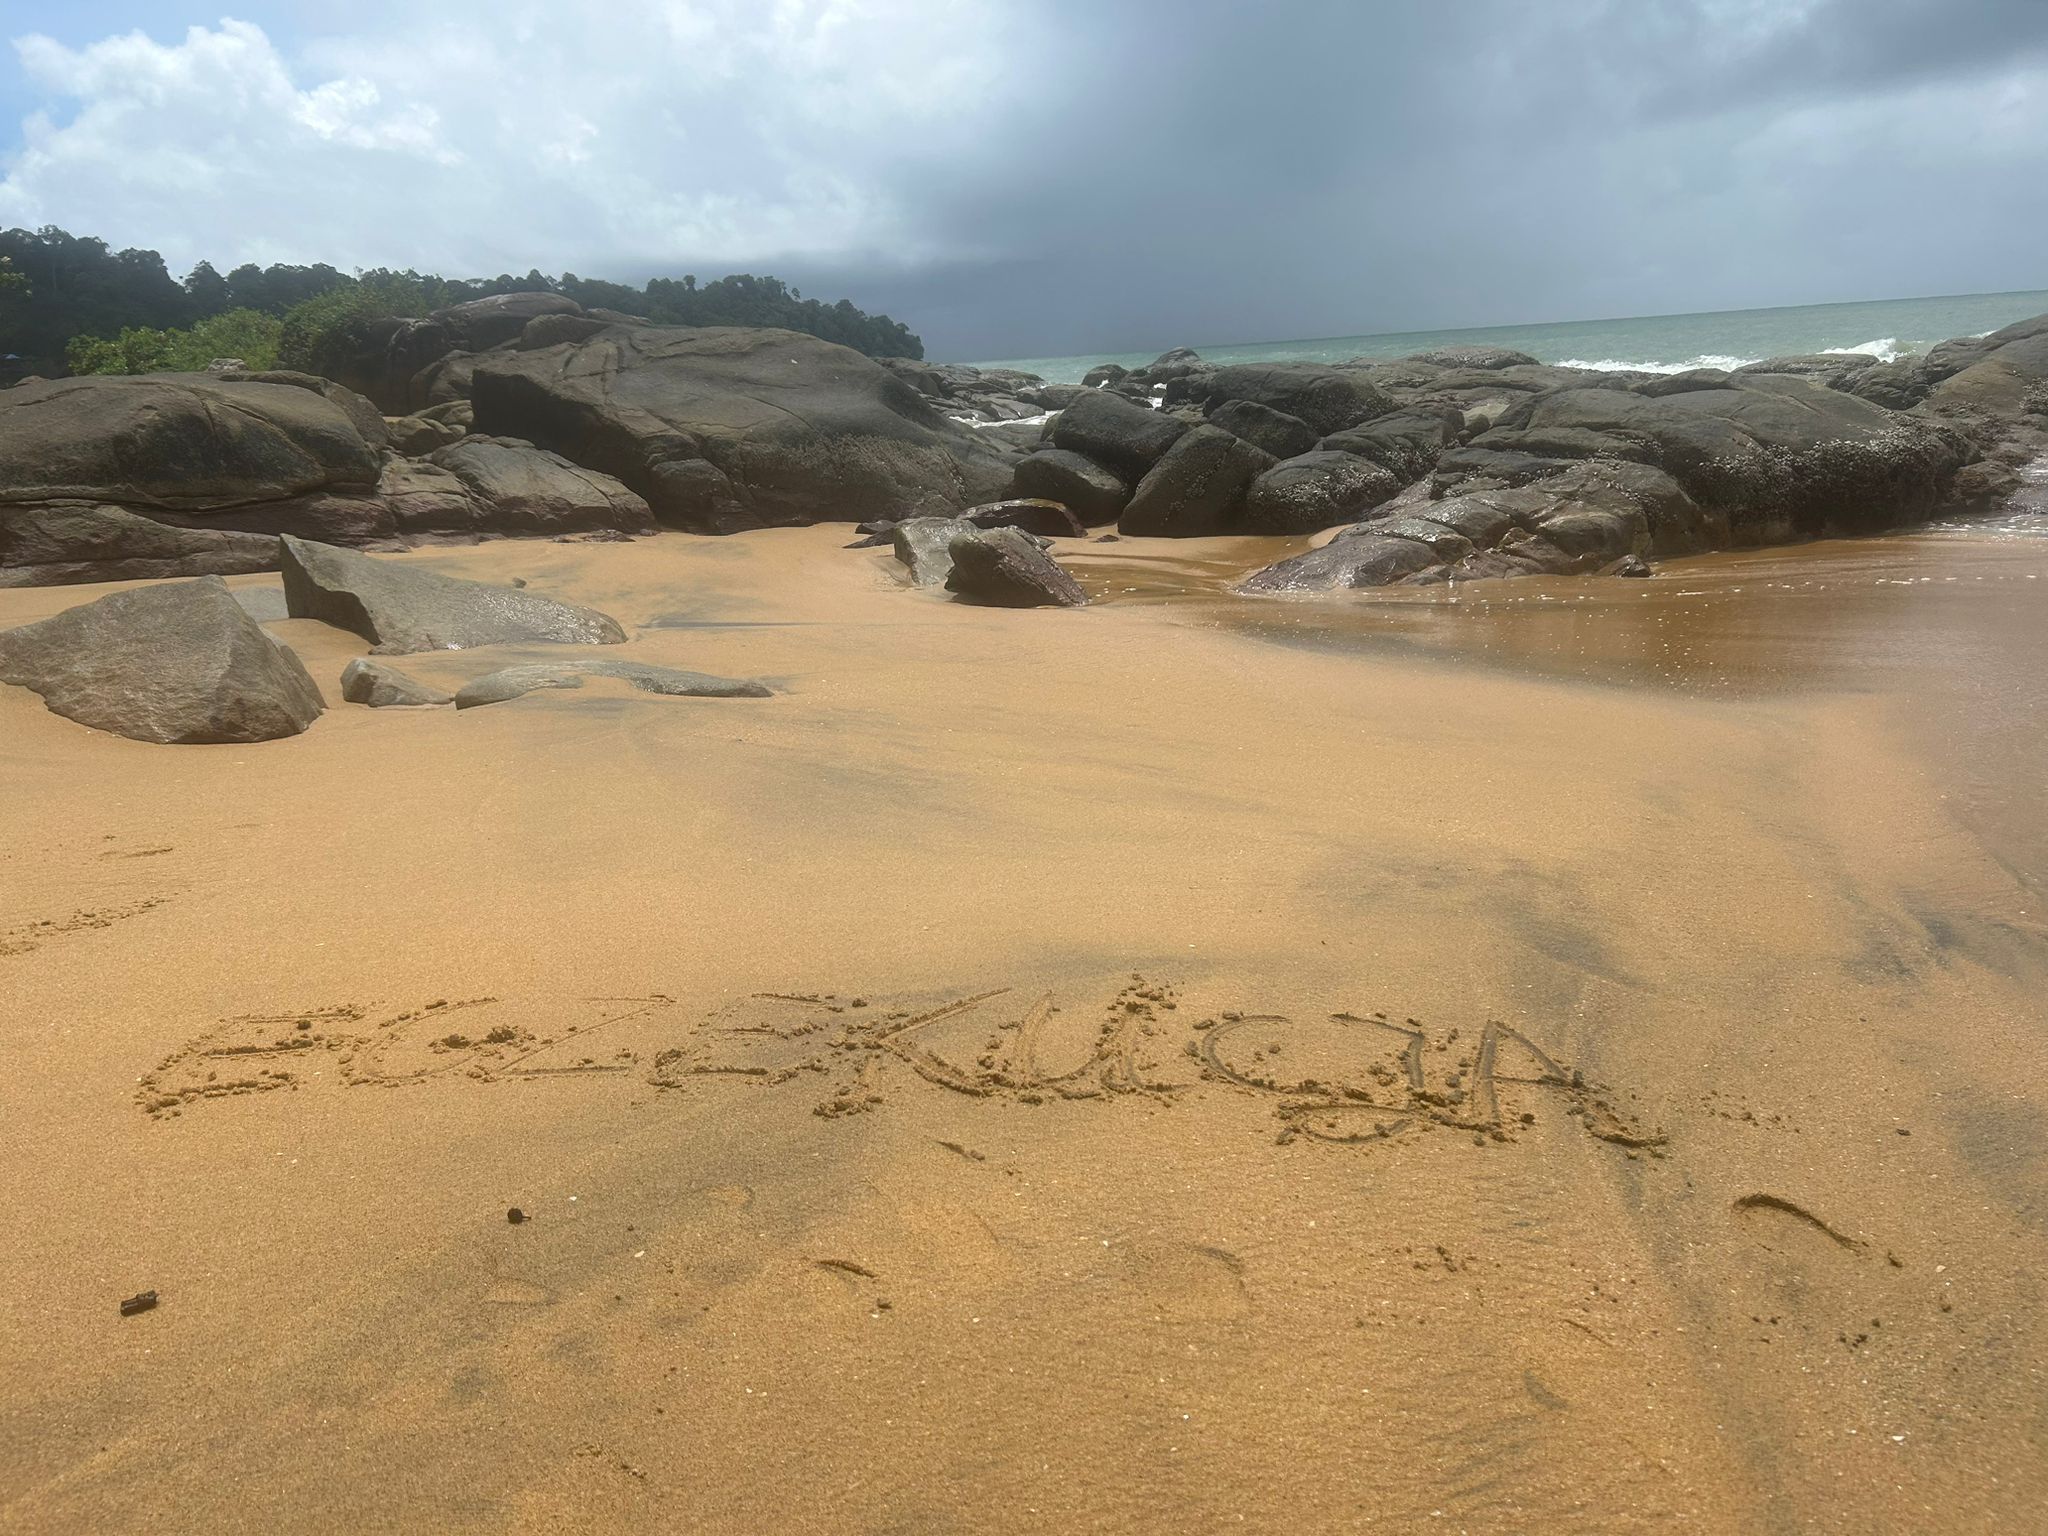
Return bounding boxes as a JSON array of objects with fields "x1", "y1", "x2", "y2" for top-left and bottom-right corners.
[
  {"x1": 1555, "y1": 353, "x2": 1758, "y2": 375},
  {"x1": 1821, "y1": 336, "x2": 1902, "y2": 362},
  {"x1": 1553, "y1": 337, "x2": 1910, "y2": 375},
  {"x1": 965, "y1": 410, "x2": 1054, "y2": 429}
]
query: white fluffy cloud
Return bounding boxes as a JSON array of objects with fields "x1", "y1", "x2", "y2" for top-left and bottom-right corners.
[{"x1": 0, "y1": 4, "x2": 1030, "y2": 275}]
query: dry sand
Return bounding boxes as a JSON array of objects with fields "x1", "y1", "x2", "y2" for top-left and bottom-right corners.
[{"x1": 2, "y1": 522, "x2": 2045, "y2": 1533}]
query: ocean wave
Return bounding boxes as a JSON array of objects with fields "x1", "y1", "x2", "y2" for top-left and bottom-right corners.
[
  {"x1": 1554, "y1": 353, "x2": 1758, "y2": 375},
  {"x1": 1822, "y1": 336, "x2": 1902, "y2": 362},
  {"x1": 1553, "y1": 337, "x2": 1909, "y2": 375}
]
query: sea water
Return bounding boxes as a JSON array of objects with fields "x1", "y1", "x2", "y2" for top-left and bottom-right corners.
[{"x1": 966, "y1": 289, "x2": 2048, "y2": 384}]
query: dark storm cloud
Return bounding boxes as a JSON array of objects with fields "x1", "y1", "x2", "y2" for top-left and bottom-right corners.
[
  {"x1": 778, "y1": 0, "x2": 2048, "y2": 357},
  {"x1": 4, "y1": 0, "x2": 2043, "y2": 359}
]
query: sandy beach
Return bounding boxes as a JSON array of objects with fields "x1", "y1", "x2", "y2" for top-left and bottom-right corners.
[{"x1": 3, "y1": 523, "x2": 2045, "y2": 1533}]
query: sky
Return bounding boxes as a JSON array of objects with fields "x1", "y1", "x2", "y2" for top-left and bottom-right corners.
[{"x1": 1, "y1": 0, "x2": 2045, "y2": 360}]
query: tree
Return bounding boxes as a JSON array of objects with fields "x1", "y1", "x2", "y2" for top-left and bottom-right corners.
[
  {"x1": 65, "y1": 308, "x2": 282, "y2": 375},
  {"x1": 183, "y1": 260, "x2": 230, "y2": 315},
  {"x1": 17, "y1": 223, "x2": 926, "y2": 376}
]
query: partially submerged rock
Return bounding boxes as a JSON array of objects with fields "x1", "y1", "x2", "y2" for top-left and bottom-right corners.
[
  {"x1": 340, "y1": 658, "x2": 453, "y2": 707},
  {"x1": 892, "y1": 517, "x2": 975, "y2": 586},
  {"x1": 0, "y1": 575, "x2": 324, "y2": 743},
  {"x1": 944, "y1": 526, "x2": 1087, "y2": 608},
  {"x1": 279, "y1": 535, "x2": 627, "y2": 654},
  {"x1": 452, "y1": 659, "x2": 772, "y2": 709},
  {"x1": 1240, "y1": 473, "x2": 1662, "y2": 594}
]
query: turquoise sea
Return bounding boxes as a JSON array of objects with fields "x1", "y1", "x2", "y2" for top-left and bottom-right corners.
[{"x1": 965, "y1": 289, "x2": 2048, "y2": 384}]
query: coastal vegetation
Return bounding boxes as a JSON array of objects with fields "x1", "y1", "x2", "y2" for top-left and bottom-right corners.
[{"x1": 0, "y1": 225, "x2": 923, "y2": 378}]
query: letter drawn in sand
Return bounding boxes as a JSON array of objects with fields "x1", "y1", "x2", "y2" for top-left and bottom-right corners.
[{"x1": 138, "y1": 975, "x2": 1664, "y2": 1157}]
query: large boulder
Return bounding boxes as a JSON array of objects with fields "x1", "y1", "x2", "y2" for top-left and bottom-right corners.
[
  {"x1": 221, "y1": 369, "x2": 392, "y2": 451},
  {"x1": 441, "y1": 293, "x2": 586, "y2": 352},
  {"x1": 1919, "y1": 316, "x2": 2048, "y2": 430},
  {"x1": 469, "y1": 325, "x2": 1013, "y2": 531},
  {"x1": 0, "y1": 374, "x2": 381, "y2": 514},
  {"x1": 1207, "y1": 399, "x2": 1320, "y2": 460},
  {"x1": 422, "y1": 437, "x2": 654, "y2": 536},
  {"x1": 1242, "y1": 452, "x2": 1401, "y2": 535},
  {"x1": 1318, "y1": 407, "x2": 1463, "y2": 483},
  {"x1": 944, "y1": 526, "x2": 1087, "y2": 608},
  {"x1": 453, "y1": 659, "x2": 771, "y2": 709},
  {"x1": 1009, "y1": 449, "x2": 1131, "y2": 524},
  {"x1": 0, "y1": 505, "x2": 280, "y2": 588},
  {"x1": 1202, "y1": 365, "x2": 1394, "y2": 436},
  {"x1": 1047, "y1": 390, "x2": 1188, "y2": 481},
  {"x1": 1120, "y1": 425, "x2": 1276, "y2": 537},
  {"x1": 279, "y1": 535, "x2": 627, "y2": 653},
  {"x1": 0, "y1": 373, "x2": 407, "y2": 583},
  {"x1": 0, "y1": 575, "x2": 324, "y2": 743},
  {"x1": 329, "y1": 294, "x2": 589, "y2": 409},
  {"x1": 1482, "y1": 373, "x2": 1968, "y2": 538}
]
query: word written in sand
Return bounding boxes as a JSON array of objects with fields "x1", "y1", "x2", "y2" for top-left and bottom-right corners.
[{"x1": 136, "y1": 977, "x2": 1664, "y2": 1153}]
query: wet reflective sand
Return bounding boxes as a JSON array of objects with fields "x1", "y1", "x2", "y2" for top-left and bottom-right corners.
[{"x1": 1071, "y1": 512, "x2": 2048, "y2": 893}]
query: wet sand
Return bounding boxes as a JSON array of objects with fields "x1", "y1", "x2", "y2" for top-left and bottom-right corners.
[{"x1": 2, "y1": 520, "x2": 2044, "y2": 1533}]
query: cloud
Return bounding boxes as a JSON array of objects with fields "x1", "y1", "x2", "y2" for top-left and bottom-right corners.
[
  {"x1": 2, "y1": 1, "x2": 2045, "y2": 358},
  {"x1": 0, "y1": 4, "x2": 1033, "y2": 275}
]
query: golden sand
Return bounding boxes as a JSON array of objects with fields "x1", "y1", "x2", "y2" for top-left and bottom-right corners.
[{"x1": 2, "y1": 524, "x2": 2044, "y2": 1532}]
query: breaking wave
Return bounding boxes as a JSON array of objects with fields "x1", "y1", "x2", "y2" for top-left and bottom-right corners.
[
  {"x1": 1555, "y1": 352, "x2": 1757, "y2": 375},
  {"x1": 1553, "y1": 337, "x2": 1910, "y2": 375}
]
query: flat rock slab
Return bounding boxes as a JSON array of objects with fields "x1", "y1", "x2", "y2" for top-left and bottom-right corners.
[
  {"x1": 280, "y1": 535, "x2": 626, "y2": 654},
  {"x1": 0, "y1": 505, "x2": 282, "y2": 589},
  {"x1": 0, "y1": 575, "x2": 324, "y2": 743},
  {"x1": 340, "y1": 658, "x2": 453, "y2": 707},
  {"x1": 453, "y1": 659, "x2": 773, "y2": 709}
]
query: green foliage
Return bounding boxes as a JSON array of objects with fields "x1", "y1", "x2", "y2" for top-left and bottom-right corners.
[
  {"x1": 64, "y1": 308, "x2": 282, "y2": 375},
  {"x1": 9, "y1": 222, "x2": 924, "y2": 378}
]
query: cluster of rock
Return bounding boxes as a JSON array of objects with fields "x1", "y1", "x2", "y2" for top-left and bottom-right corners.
[
  {"x1": 0, "y1": 365, "x2": 655, "y2": 587},
  {"x1": 4, "y1": 288, "x2": 2046, "y2": 596},
  {"x1": 965, "y1": 340, "x2": 1998, "y2": 590},
  {"x1": 0, "y1": 536, "x2": 769, "y2": 743}
]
